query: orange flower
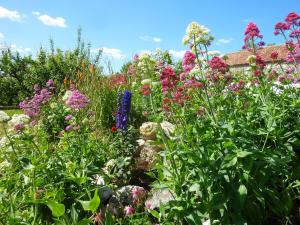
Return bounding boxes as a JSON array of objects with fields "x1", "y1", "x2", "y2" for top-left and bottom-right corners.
[{"x1": 89, "y1": 64, "x2": 95, "y2": 74}]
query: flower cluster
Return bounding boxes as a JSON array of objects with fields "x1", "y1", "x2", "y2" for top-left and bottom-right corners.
[
  {"x1": 208, "y1": 56, "x2": 229, "y2": 74},
  {"x1": 243, "y1": 22, "x2": 264, "y2": 50},
  {"x1": 182, "y1": 51, "x2": 196, "y2": 72},
  {"x1": 275, "y1": 12, "x2": 300, "y2": 65},
  {"x1": 0, "y1": 111, "x2": 10, "y2": 123},
  {"x1": 116, "y1": 90, "x2": 132, "y2": 131},
  {"x1": 65, "y1": 89, "x2": 90, "y2": 110},
  {"x1": 183, "y1": 21, "x2": 214, "y2": 46},
  {"x1": 160, "y1": 66, "x2": 178, "y2": 93},
  {"x1": 19, "y1": 82, "x2": 52, "y2": 118}
]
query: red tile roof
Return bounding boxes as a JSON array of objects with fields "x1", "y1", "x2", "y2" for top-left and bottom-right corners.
[{"x1": 225, "y1": 45, "x2": 289, "y2": 67}]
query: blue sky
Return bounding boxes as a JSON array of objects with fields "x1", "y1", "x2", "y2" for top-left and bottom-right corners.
[{"x1": 0, "y1": 0, "x2": 299, "y2": 71}]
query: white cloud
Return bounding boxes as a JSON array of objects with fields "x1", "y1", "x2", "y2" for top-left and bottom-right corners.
[
  {"x1": 0, "y1": 6, "x2": 23, "y2": 22},
  {"x1": 0, "y1": 43, "x2": 31, "y2": 53},
  {"x1": 169, "y1": 49, "x2": 186, "y2": 58},
  {"x1": 216, "y1": 38, "x2": 233, "y2": 45},
  {"x1": 92, "y1": 47, "x2": 125, "y2": 59},
  {"x1": 0, "y1": 32, "x2": 4, "y2": 39},
  {"x1": 32, "y1": 11, "x2": 67, "y2": 28},
  {"x1": 140, "y1": 35, "x2": 162, "y2": 43}
]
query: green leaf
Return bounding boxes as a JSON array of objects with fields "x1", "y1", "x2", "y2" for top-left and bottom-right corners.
[
  {"x1": 150, "y1": 210, "x2": 160, "y2": 219},
  {"x1": 237, "y1": 151, "x2": 252, "y2": 158},
  {"x1": 238, "y1": 184, "x2": 247, "y2": 206},
  {"x1": 77, "y1": 219, "x2": 91, "y2": 225},
  {"x1": 189, "y1": 183, "x2": 200, "y2": 192},
  {"x1": 79, "y1": 190, "x2": 100, "y2": 212},
  {"x1": 222, "y1": 156, "x2": 237, "y2": 168},
  {"x1": 45, "y1": 200, "x2": 65, "y2": 217}
]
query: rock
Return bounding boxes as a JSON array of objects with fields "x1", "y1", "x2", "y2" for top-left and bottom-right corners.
[
  {"x1": 160, "y1": 121, "x2": 176, "y2": 140},
  {"x1": 139, "y1": 122, "x2": 158, "y2": 140},
  {"x1": 134, "y1": 140, "x2": 162, "y2": 171},
  {"x1": 145, "y1": 188, "x2": 175, "y2": 209},
  {"x1": 99, "y1": 186, "x2": 113, "y2": 205},
  {"x1": 107, "y1": 185, "x2": 146, "y2": 217}
]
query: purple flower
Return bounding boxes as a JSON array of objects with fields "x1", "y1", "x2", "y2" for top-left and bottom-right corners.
[
  {"x1": 65, "y1": 90, "x2": 90, "y2": 109},
  {"x1": 46, "y1": 79, "x2": 54, "y2": 87},
  {"x1": 116, "y1": 90, "x2": 132, "y2": 131},
  {"x1": 65, "y1": 114, "x2": 73, "y2": 121},
  {"x1": 19, "y1": 87, "x2": 51, "y2": 117},
  {"x1": 65, "y1": 125, "x2": 73, "y2": 131}
]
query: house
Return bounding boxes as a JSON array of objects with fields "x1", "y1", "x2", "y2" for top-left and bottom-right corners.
[{"x1": 224, "y1": 45, "x2": 289, "y2": 71}]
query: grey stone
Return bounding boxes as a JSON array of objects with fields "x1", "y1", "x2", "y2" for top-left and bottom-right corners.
[
  {"x1": 107, "y1": 185, "x2": 147, "y2": 217},
  {"x1": 99, "y1": 186, "x2": 113, "y2": 205},
  {"x1": 145, "y1": 188, "x2": 175, "y2": 209}
]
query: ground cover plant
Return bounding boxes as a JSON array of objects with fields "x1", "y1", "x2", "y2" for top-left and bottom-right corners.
[{"x1": 0, "y1": 11, "x2": 300, "y2": 225}]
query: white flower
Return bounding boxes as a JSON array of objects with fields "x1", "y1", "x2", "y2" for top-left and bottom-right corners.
[
  {"x1": 93, "y1": 174, "x2": 105, "y2": 185},
  {"x1": 0, "y1": 137, "x2": 9, "y2": 148},
  {"x1": 62, "y1": 90, "x2": 72, "y2": 101},
  {"x1": 184, "y1": 22, "x2": 214, "y2": 45},
  {"x1": 141, "y1": 79, "x2": 152, "y2": 85},
  {"x1": 0, "y1": 111, "x2": 10, "y2": 123},
  {"x1": 7, "y1": 114, "x2": 30, "y2": 128},
  {"x1": 139, "y1": 52, "x2": 151, "y2": 60}
]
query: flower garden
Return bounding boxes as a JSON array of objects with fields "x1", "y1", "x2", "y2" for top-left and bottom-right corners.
[{"x1": 0, "y1": 12, "x2": 300, "y2": 225}]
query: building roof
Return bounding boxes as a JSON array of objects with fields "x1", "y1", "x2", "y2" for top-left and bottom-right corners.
[{"x1": 225, "y1": 45, "x2": 289, "y2": 67}]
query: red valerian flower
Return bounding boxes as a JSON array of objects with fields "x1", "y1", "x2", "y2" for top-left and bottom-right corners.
[
  {"x1": 274, "y1": 22, "x2": 290, "y2": 35},
  {"x1": 255, "y1": 55, "x2": 266, "y2": 69},
  {"x1": 160, "y1": 66, "x2": 178, "y2": 93},
  {"x1": 244, "y1": 22, "x2": 263, "y2": 40},
  {"x1": 270, "y1": 51, "x2": 279, "y2": 60},
  {"x1": 285, "y1": 12, "x2": 300, "y2": 25},
  {"x1": 209, "y1": 56, "x2": 229, "y2": 74},
  {"x1": 182, "y1": 51, "x2": 196, "y2": 72},
  {"x1": 140, "y1": 85, "x2": 151, "y2": 96}
]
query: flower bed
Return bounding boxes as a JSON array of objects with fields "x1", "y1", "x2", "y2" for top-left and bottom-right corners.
[{"x1": 0, "y1": 12, "x2": 299, "y2": 225}]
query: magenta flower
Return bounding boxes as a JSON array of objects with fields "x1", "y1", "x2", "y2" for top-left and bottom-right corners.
[
  {"x1": 124, "y1": 206, "x2": 134, "y2": 216},
  {"x1": 285, "y1": 12, "x2": 300, "y2": 25},
  {"x1": 209, "y1": 56, "x2": 228, "y2": 73},
  {"x1": 182, "y1": 51, "x2": 196, "y2": 72},
  {"x1": 46, "y1": 79, "x2": 54, "y2": 87},
  {"x1": 131, "y1": 186, "x2": 145, "y2": 199},
  {"x1": 66, "y1": 90, "x2": 90, "y2": 110},
  {"x1": 65, "y1": 125, "x2": 73, "y2": 131},
  {"x1": 65, "y1": 115, "x2": 73, "y2": 121}
]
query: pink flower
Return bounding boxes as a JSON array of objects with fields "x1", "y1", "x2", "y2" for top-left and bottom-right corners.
[
  {"x1": 131, "y1": 186, "x2": 145, "y2": 199},
  {"x1": 124, "y1": 206, "x2": 134, "y2": 216},
  {"x1": 274, "y1": 22, "x2": 290, "y2": 33},
  {"x1": 182, "y1": 51, "x2": 196, "y2": 72},
  {"x1": 285, "y1": 12, "x2": 300, "y2": 25},
  {"x1": 140, "y1": 85, "x2": 151, "y2": 96},
  {"x1": 209, "y1": 56, "x2": 228, "y2": 73},
  {"x1": 66, "y1": 90, "x2": 90, "y2": 109},
  {"x1": 270, "y1": 51, "x2": 279, "y2": 60},
  {"x1": 65, "y1": 114, "x2": 73, "y2": 121},
  {"x1": 244, "y1": 22, "x2": 263, "y2": 40},
  {"x1": 46, "y1": 79, "x2": 54, "y2": 87},
  {"x1": 160, "y1": 66, "x2": 178, "y2": 94},
  {"x1": 145, "y1": 201, "x2": 153, "y2": 210},
  {"x1": 65, "y1": 125, "x2": 73, "y2": 131}
]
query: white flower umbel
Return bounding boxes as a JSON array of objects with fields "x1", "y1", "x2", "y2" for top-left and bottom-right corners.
[
  {"x1": 0, "y1": 111, "x2": 10, "y2": 123},
  {"x1": 7, "y1": 114, "x2": 30, "y2": 129},
  {"x1": 184, "y1": 21, "x2": 214, "y2": 46}
]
